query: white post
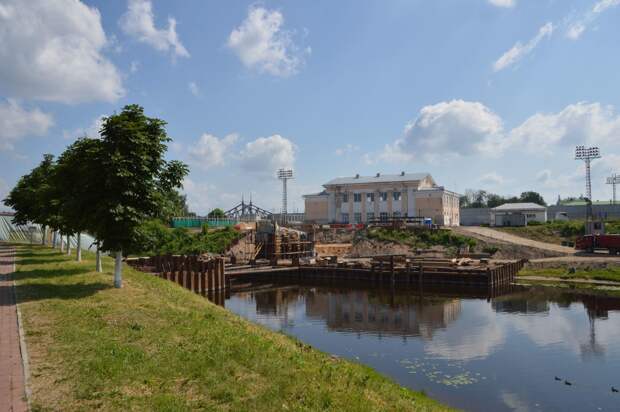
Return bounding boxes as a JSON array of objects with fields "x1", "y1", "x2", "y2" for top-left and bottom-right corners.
[
  {"x1": 96, "y1": 242, "x2": 103, "y2": 273},
  {"x1": 114, "y1": 251, "x2": 122, "y2": 288},
  {"x1": 76, "y1": 232, "x2": 82, "y2": 262},
  {"x1": 66, "y1": 234, "x2": 71, "y2": 256}
]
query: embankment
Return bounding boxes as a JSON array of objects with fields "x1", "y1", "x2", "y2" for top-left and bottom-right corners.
[{"x1": 12, "y1": 244, "x2": 451, "y2": 411}]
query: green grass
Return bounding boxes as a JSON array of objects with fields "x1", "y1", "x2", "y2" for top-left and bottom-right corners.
[
  {"x1": 518, "y1": 266, "x2": 620, "y2": 283},
  {"x1": 366, "y1": 228, "x2": 476, "y2": 250},
  {"x1": 14, "y1": 245, "x2": 450, "y2": 411},
  {"x1": 496, "y1": 220, "x2": 620, "y2": 245}
]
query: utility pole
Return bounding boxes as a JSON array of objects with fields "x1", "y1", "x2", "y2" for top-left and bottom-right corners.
[
  {"x1": 277, "y1": 169, "x2": 293, "y2": 225},
  {"x1": 575, "y1": 146, "x2": 601, "y2": 201},
  {"x1": 607, "y1": 173, "x2": 620, "y2": 204}
]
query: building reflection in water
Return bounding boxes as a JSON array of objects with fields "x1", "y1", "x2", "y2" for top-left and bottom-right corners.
[
  {"x1": 306, "y1": 290, "x2": 461, "y2": 339},
  {"x1": 243, "y1": 287, "x2": 462, "y2": 339}
]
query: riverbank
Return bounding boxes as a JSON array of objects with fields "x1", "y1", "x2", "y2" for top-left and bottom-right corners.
[
  {"x1": 518, "y1": 266, "x2": 620, "y2": 283},
  {"x1": 11, "y1": 244, "x2": 450, "y2": 411}
]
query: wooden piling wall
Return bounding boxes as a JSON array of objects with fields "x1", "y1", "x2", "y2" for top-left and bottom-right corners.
[
  {"x1": 227, "y1": 259, "x2": 526, "y2": 287},
  {"x1": 127, "y1": 255, "x2": 227, "y2": 294}
]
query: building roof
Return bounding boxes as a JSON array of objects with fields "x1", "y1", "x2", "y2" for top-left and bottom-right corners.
[
  {"x1": 303, "y1": 190, "x2": 328, "y2": 198},
  {"x1": 558, "y1": 200, "x2": 614, "y2": 206},
  {"x1": 492, "y1": 202, "x2": 546, "y2": 211},
  {"x1": 323, "y1": 172, "x2": 432, "y2": 187}
]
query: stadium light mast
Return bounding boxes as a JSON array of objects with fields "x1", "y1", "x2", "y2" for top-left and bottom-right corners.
[
  {"x1": 607, "y1": 173, "x2": 620, "y2": 205},
  {"x1": 575, "y1": 145, "x2": 601, "y2": 201},
  {"x1": 277, "y1": 168, "x2": 293, "y2": 224}
]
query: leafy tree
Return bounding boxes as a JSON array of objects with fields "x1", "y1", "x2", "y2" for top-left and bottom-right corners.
[
  {"x1": 519, "y1": 191, "x2": 547, "y2": 206},
  {"x1": 486, "y1": 194, "x2": 505, "y2": 208},
  {"x1": 92, "y1": 105, "x2": 188, "y2": 288},
  {"x1": 4, "y1": 154, "x2": 59, "y2": 245},
  {"x1": 208, "y1": 208, "x2": 226, "y2": 219},
  {"x1": 162, "y1": 191, "x2": 192, "y2": 219},
  {"x1": 53, "y1": 137, "x2": 104, "y2": 263}
]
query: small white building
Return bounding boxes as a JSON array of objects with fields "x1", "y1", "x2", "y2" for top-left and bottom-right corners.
[{"x1": 490, "y1": 203, "x2": 547, "y2": 227}]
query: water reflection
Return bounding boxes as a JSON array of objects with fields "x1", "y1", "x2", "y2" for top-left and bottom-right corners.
[{"x1": 222, "y1": 284, "x2": 620, "y2": 411}]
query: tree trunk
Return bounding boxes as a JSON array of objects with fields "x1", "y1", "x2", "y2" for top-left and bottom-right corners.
[
  {"x1": 52, "y1": 231, "x2": 57, "y2": 248},
  {"x1": 41, "y1": 225, "x2": 46, "y2": 246},
  {"x1": 76, "y1": 232, "x2": 82, "y2": 262},
  {"x1": 114, "y1": 251, "x2": 122, "y2": 288},
  {"x1": 60, "y1": 233, "x2": 64, "y2": 252},
  {"x1": 66, "y1": 234, "x2": 71, "y2": 256},
  {"x1": 96, "y1": 242, "x2": 103, "y2": 273}
]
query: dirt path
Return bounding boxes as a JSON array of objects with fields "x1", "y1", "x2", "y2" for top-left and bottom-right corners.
[
  {"x1": 455, "y1": 226, "x2": 575, "y2": 255},
  {"x1": 0, "y1": 244, "x2": 28, "y2": 412}
]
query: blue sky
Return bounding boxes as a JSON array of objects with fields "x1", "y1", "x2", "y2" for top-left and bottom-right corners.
[{"x1": 2, "y1": 0, "x2": 620, "y2": 214}]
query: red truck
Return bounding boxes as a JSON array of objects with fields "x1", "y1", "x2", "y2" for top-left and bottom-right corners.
[{"x1": 575, "y1": 234, "x2": 620, "y2": 254}]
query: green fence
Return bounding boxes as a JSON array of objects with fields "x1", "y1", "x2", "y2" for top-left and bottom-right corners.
[{"x1": 170, "y1": 217, "x2": 239, "y2": 229}]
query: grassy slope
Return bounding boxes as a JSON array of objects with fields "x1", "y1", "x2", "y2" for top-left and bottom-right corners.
[
  {"x1": 14, "y1": 245, "x2": 450, "y2": 412},
  {"x1": 518, "y1": 266, "x2": 620, "y2": 283},
  {"x1": 495, "y1": 220, "x2": 620, "y2": 246}
]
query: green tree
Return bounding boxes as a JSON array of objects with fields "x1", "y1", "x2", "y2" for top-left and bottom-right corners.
[
  {"x1": 92, "y1": 105, "x2": 188, "y2": 288},
  {"x1": 208, "y1": 208, "x2": 226, "y2": 219},
  {"x1": 519, "y1": 191, "x2": 547, "y2": 206},
  {"x1": 53, "y1": 137, "x2": 104, "y2": 263},
  {"x1": 4, "y1": 154, "x2": 59, "y2": 246}
]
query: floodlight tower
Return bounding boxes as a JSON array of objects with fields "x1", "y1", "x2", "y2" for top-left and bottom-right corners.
[
  {"x1": 277, "y1": 168, "x2": 293, "y2": 224},
  {"x1": 575, "y1": 145, "x2": 601, "y2": 201},
  {"x1": 607, "y1": 173, "x2": 620, "y2": 204}
]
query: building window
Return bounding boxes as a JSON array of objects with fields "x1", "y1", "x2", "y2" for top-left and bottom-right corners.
[
  {"x1": 354, "y1": 213, "x2": 362, "y2": 223},
  {"x1": 342, "y1": 193, "x2": 348, "y2": 203},
  {"x1": 393, "y1": 211, "x2": 401, "y2": 219},
  {"x1": 393, "y1": 191, "x2": 401, "y2": 201},
  {"x1": 526, "y1": 213, "x2": 536, "y2": 218},
  {"x1": 380, "y1": 212, "x2": 389, "y2": 222},
  {"x1": 380, "y1": 192, "x2": 388, "y2": 202},
  {"x1": 366, "y1": 193, "x2": 374, "y2": 202},
  {"x1": 367, "y1": 212, "x2": 375, "y2": 221},
  {"x1": 341, "y1": 213, "x2": 349, "y2": 223},
  {"x1": 353, "y1": 193, "x2": 362, "y2": 202}
]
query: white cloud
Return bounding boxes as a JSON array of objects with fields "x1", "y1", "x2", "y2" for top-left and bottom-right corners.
[
  {"x1": 190, "y1": 133, "x2": 239, "y2": 169},
  {"x1": 507, "y1": 102, "x2": 620, "y2": 153},
  {"x1": 227, "y1": 6, "x2": 308, "y2": 77},
  {"x1": 488, "y1": 0, "x2": 516, "y2": 8},
  {"x1": 239, "y1": 135, "x2": 296, "y2": 174},
  {"x1": 0, "y1": 177, "x2": 9, "y2": 210},
  {"x1": 382, "y1": 100, "x2": 504, "y2": 161},
  {"x1": 0, "y1": 100, "x2": 53, "y2": 151},
  {"x1": 375, "y1": 100, "x2": 620, "y2": 172},
  {"x1": 493, "y1": 22, "x2": 553, "y2": 72},
  {"x1": 119, "y1": 0, "x2": 189, "y2": 58},
  {"x1": 335, "y1": 144, "x2": 360, "y2": 156},
  {"x1": 536, "y1": 169, "x2": 552, "y2": 184},
  {"x1": 566, "y1": 0, "x2": 620, "y2": 40},
  {"x1": 62, "y1": 115, "x2": 105, "y2": 140},
  {"x1": 479, "y1": 172, "x2": 505, "y2": 186},
  {"x1": 181, "y1": 178, "x2": 214, "y2": 215},
  {"x1": 0, "y1": 0, "x2": 123, "y2": 103},
  {"x1": 130, "y1": 61, "x2": 140, "y2": 73},
  {"x1": 188, "y1": 81, "x2": 200, "y2": 97}
]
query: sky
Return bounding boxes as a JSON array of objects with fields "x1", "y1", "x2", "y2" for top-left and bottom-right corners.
[{"x1": 2, "y1": 0, "x2": 620, "y2": 214}]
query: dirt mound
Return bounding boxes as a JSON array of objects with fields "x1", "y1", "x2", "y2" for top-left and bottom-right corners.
[{"x1": 313, "y1": 228, "x2": 356, "y2": 244}]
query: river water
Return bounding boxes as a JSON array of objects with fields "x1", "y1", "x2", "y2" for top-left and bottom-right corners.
[{"x1": 221, "y1": 284, "x2": 620, "y2": 411}]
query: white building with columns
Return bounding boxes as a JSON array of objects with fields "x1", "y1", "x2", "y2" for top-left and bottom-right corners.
[{"x1": 303, "y1": 172, "x2": 460, "y2": 226}]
